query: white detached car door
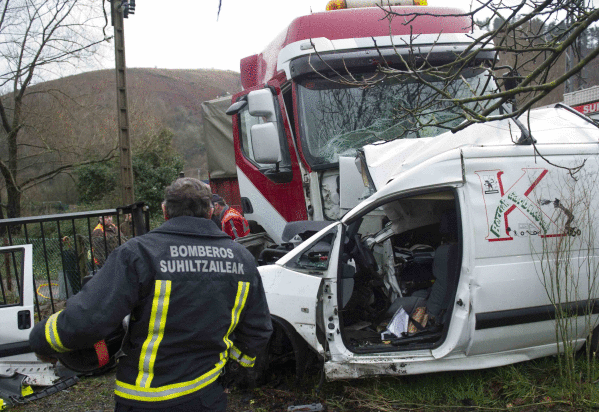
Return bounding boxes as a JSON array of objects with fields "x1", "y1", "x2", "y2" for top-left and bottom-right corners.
[
  {"x1": 1, "y1": 244, "x2": 68, "y2": 388},
  {"x1": 0, "y1": 245, "x2": 34, "y2": 358}
]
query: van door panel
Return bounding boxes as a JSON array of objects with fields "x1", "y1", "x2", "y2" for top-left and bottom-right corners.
[
  {"x1": 464, "y1": 153, "x2": 599, "y2": 355},
  {"x1": 260, "y1": 223, "x2": 343, "y2": 351},
  {"x1": 259, "y1": 265, "x2": 322, "y2": 349}
]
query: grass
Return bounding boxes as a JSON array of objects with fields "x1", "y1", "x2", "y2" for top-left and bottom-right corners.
[
  {"x1": 239, "y1": 356, "x2": 599, "y2": 412},
  {"x1": 319, "y1": 356, "x2": 599, "y2": 411},
  {"x1": 7, "y1": 355, "x2": 599, "y2": 411}
]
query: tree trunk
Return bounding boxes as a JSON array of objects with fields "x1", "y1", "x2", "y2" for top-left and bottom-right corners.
[
  {"x1": 6, "y1": 98, "x2": 21, "y2": 219},
  {"x1": 0, "y1": 191, "x2": 5, "y2": 236},
  {"x1": 6, "y1": 182, "x2": 21, "y2": 219}
]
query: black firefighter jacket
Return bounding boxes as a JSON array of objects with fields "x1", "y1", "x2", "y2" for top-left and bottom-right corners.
[{"x1": 29, "y1": 216, "x2": 273, "y2": 408}]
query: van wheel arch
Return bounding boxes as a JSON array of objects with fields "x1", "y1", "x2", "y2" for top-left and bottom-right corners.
[{"x1": 259, "y1": 315, "x2": 319, "y2": 381}]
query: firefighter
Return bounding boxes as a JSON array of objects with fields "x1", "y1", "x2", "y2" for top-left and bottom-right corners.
[
  {"x1": 29, "y1": 178, "x2": 272, "y2": 412},
  {"x1": 212, "y1": 194, "x2": 250, "y2": 240}
]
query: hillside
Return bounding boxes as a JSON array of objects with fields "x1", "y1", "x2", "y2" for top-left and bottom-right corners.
[
  {"x1": 14, "y1": 68, "x2": 241, "y2": 206},
  {"x1": 126, "y1": 68, "x2": 242, "y2": 177},
  {"x1": 46, "y1": 67, "x2": 241, "y2": 175}
]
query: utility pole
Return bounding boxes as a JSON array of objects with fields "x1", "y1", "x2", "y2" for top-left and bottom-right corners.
[{"x1": 111, "y1": 0, "x2": 135, "y2": 205}]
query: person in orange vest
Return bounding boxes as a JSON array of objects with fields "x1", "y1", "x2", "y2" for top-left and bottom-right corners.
[
  {"x1": 212, "y1": 194, "x2": 250, "y2": 240},
  {"x1": 91, "y1": 215, "x2": 122, "y2": 268}
]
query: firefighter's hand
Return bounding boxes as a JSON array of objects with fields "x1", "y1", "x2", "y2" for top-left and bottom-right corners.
[
  {"x1": 222, "y1": 361, "x2": 257, "y2": 389},
  {"x1": 35, "y1": 353, "x2": 58, "y2": 365}
]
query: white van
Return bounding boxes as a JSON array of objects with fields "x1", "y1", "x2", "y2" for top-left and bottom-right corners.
[{"x1": 258, "y1": 106, "x2": 599, "y2": 380}]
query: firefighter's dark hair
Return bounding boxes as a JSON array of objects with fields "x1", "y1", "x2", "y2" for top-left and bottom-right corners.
[{"x1": 164, "y1": 178, "x2": 212, "y2": 219}]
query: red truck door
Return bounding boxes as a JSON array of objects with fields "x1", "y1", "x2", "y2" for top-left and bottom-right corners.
[{"x1": 232, "y1": 85, "x2": 307, "y2": 243}]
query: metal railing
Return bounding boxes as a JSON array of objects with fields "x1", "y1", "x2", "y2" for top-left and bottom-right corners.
[{"x1": 0, "y1": 203, "x2": 149, "y2": 320}]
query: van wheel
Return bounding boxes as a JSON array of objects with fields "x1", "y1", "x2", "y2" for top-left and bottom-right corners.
[
  {"x1": 578, "y1": 325, "x2": 599, "y2": 359},
  {"x1": 252, "y1": 339, "x2": 271, "y2": 386},
  {"x1": 586, "y1": 325, "x2": 599, "y2": 358}
]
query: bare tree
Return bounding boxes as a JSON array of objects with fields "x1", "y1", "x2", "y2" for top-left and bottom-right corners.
[
  {"x1": 0, "y1": 0, "x2": 112, "y2": 219},
  {"x1": 303, "y1": 0, "x2": 599, "y2": 149},
  {"x1": 533, "y1": 159, "x2": 599, "y2": 393}
]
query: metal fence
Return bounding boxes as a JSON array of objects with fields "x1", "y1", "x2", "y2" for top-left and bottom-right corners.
[{"x1": 0, "y1": 203, "x2": 149, "y2": 320}]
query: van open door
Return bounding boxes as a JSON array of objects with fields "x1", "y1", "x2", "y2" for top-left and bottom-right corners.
[{"x1": 260, "y1": 222, "x2": 343, "y2": 353}]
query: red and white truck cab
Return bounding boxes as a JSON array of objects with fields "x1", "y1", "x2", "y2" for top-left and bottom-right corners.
[{"x1": 220, "y1": 0, "x2": 498, "y2": 244}]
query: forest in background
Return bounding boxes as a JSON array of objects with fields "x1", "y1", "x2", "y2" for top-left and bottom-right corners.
[{"x1": 487, "y1": 17, "x2": 599, "y2": 107}]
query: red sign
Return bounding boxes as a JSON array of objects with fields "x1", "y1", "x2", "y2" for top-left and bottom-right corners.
[{"x1": 572, "y1": 101, "x2": 599, "y2": 115}]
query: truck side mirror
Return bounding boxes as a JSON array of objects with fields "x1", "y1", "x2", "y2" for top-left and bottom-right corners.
[
  {"x1": 247, "y1": 89, "x2": 277, "y2": 122},
  {"x1": 250, "y1": 123, "x2": 282, "y2": 164}
]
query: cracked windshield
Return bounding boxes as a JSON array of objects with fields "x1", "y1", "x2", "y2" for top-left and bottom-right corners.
[{"x1": 297, "y1": 69, "x2": 498, "y2": 167}]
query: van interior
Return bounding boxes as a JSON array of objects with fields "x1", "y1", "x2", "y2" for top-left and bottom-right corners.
[{"x1": 338, "y1": 189, "x2": 461, "y2": 353}]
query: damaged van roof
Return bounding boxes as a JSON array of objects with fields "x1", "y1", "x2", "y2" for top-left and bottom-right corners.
[{"x1": 361, "y1": 106, "x2": 599, "y2": 191}]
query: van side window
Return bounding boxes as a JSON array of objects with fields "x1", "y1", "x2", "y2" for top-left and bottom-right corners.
[{"x1": 285, "y1": 228, "x2": 337, "y2": 274}]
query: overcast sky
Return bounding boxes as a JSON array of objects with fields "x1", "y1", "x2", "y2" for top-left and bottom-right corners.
[{"x1": 123, "y1": 0, "x2": 484, "y2": 73}]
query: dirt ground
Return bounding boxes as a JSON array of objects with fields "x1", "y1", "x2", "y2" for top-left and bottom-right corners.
[{"x1": 9, "y1": 367, "x2": 345, "y2": 412}]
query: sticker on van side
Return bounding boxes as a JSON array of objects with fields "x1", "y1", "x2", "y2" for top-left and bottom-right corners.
[{"x1": 475, "y1": 168, "x2": 575, "y2": 241}]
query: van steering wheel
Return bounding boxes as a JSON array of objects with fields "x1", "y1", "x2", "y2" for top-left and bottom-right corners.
[{"x1": 353, "y1": 235, "x2": 378, "y2": 278}]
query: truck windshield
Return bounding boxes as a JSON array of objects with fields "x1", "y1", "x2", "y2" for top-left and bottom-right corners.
[{"x1": 296, "y1": 69, "x2": 499, "y2": 168}]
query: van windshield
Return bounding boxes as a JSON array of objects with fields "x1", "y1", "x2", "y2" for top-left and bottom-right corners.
[{"x1": 296, "y1": 69, "x2": 499, "y2": 168}]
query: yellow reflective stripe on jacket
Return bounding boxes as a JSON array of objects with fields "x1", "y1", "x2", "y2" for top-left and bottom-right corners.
[
  {"x1": 229, "y1": 220, "x2": 239, "y2": 238},
  {"x1": 116, "y1": 356, "x2": 226, "y2": 402},
  {"x1": 136, "y1": 280, "x2": 172, "y2": 388},
  {"x1": 44, "y1": 311, "x2": 70, "y2": 353},
  {"x1": 223, "y1": 282, "x2": 250, "y2": 352},
  {"x1": 117, "y1": 281, "x2": 249, "y2": 402},
  {"x1": 229, "y1": 345, "x2": 256, "y2": 367}
]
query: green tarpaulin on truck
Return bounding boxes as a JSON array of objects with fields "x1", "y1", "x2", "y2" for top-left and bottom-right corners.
[{"x1": 202, "y1": 96, "x2": 236, "y2": 179}]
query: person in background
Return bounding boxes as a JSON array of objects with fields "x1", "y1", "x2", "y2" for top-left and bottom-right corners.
[
  {"x1": 29, "y1": 177, "x2": 272, "y2": 412},
  {"x1": 119, "y1": 213, "x2": 134, "y2": 238},
  {"x1": 212, "y1": 194, "x2": 250, "y2": 240},
  {"x1": 91, "y1": 215, "x2": 122, "y2": 268},
  {"x1": 210, "y1": 194, "x2": 224, "y2": 229}
]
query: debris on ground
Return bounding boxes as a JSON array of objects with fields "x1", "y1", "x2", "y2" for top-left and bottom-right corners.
[{"x1": 287, "y1": 403, "x2": 324, "y2": 411}]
